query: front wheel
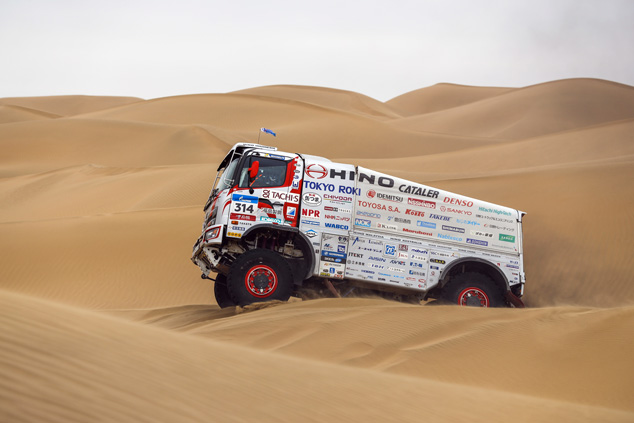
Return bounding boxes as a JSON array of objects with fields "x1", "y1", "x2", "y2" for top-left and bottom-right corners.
[
  {"x1": 227, "y1": 249, "x2": 293, "y2": 306},
  {"x1": 441, "y1": 272, "x2": 505, "y2": 307},
  {"x1": 213, "y1": 274, "x2": 236, "y2": 309}
]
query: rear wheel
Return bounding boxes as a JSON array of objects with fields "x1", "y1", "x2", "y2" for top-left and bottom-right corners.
[
  {"x1": 442, "y1": 272, "x2": 505, "y2": 307},
  {"x1": 213, "y1": 274, "x2": 235, "y2": 308},
  {"x1": 227, "y1": 249, "x2": 293, "y2": 306}
]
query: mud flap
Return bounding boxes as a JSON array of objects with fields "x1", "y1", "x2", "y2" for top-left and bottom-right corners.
[{"x1": 505, "y1": 290, "x2": 525, "y2": 308}]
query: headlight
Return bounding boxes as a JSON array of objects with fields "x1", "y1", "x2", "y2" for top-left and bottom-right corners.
[{"x1": 204, "y1": 226, "x2": 221, "y2": 241}]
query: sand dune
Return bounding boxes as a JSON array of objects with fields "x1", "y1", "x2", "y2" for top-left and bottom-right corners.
[
  {"x1": 3, "y1": 291, "x2": 633, "y2": 423},
  {"x1": 232, "y1": 84, "x2": 403, "y2": 119},
  {"x1": 0, "y1": 104, "x2": 61, "y2": 124},
  {"x1": 0, "y1": 95, "x2": 143, "y2": 117},
  {"x1": 386, "y1": 83, "x2": 514, "y2": 116},
  {"x1": 71, "y1": 92, "x2": 501, "y2": 159},
  {"x1": 1, "y1": 78, "x2": 634, "y2": 422},
  {"x1": 391, "y1": 78, "x2": 634, "y2": 140}
]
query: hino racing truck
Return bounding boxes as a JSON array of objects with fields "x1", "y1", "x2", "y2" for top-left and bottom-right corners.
[{"x1": 192, "y1": 142, "x2": 526, "y2": 308}]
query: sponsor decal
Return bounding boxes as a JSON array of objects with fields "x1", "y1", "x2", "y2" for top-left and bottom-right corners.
[
  {"x1": 442, "y1": 225, "x2": 465, "y2": 234},
  {"x1": 443, "y1": 197, "x2": 473, "y2": 207},
  {"x1": 349, "y1": 252, "x2": 363, "y2": 258},
  {"x1": 410, "y1": 248, "x2": 428, "y2": 254},
  {"x1": 260, "y1": 216, "x2": 283, "y2": 224},
  {"x1": 324, "y1": 206, "x2": 351, "y2": 213},
  {"x1": 302, "y1": 219, "x2": 320, "y2": 226},
  {"x1": 388, "y1": 267, "x2": 405, "y2": 273},
  {"x1": 398, "y1": 244, "x2": 408, "y2": 251},
  {"x1": 227, "y1": 232, "x2": 242, "y2": 238},
  {"x1": 430, "y1": 258, "x2": 446, "y2": 264},
  {"x1": 361, "y1": 270, "x2": 375, "y2": 274},
  {"x1": 506, "y1": 264, "x2": 520, "y2": 269},
  {"x1": 324, "y1": 193, "x2": 353, "y2": 203},
  {"x1": 391, "y1": 217, "x2": 411, "y2": 224},
  {"x1": 357, "y1": 200, "x2": 400, "y2": 213},
  {"x1": 355, "y1": 218, "x2": 371, "y2": 227},
  {"x1": 466, "y1": 238, "x2": 488, "y2": 246},
  {"x1": 410, "y1": 253, "x2": 427, "y2": 262},
  {"x1": 417, "y1": 221, "x2": 436, "y2": 229},
  {"x1": 437, "y1": 233, "x2": 463, "y2": 242},
  {"x1": 306, "y1": 164, "x2": 328, "y2": 179},
  {"x1": 324, "y1": 222, "x2": 349, "y2": 230},
  {"x1": 370, "y1": 264, "x2": 385, "y2": 269},
  {"x1": 409, "y1": 270, "x2": 426, "y2": 276},
  {"x1": 470, "y1": 230, "x2": 493, "y2": 238},
  {"x1": 383, "y1": 244, "x2": 397, "y2": 257},
  {"x1": 325, "y1": 214, "x2": 351, "y2": 222},
  {"x1": 398, "y1": 252, "x2": 408, "y2": 259},
  {"x1": 410, "y1": 261, "x2": 425, "y2": 269},
  {"x1": 405, "y1": 209, "x2": 425, "y2": 217},
  {"x1": 229, "y1": 225, "x2": 246, "y2": 232},
  {"x1": 484, "y1": 223, "x2": 515, "y2": 232},
  {"x1": 303, "y1": 192, "x2": 322, "y2": 206},
  {"x1": 375, "y1": 192, "x2": 403, "y2": 202},
  {"x1": 499, "y1": 234, "x2": 516, "y2": 243},
  {"x1": 367, "y1": 189, "x2": 376, "y2": 198},
  {"x1": 305, "y1": 229, "x2": 318, "y2": 238},
  {"x1": 338, "y1": 245, "x2": 346, "y2": 253},
  {"x1": 304, "y1": 181, "x2": 335, "y2": 191},
  {"x1": 338, "y1": 186, "x2": 360, "y2": 195},
  {"x1": 358, "y1": 173, "x2": 395, "y2": 187},
  {"x1": 398, "y1": 185, "x2": 440, "y2": 198},
  {"x1": 356, "y1": 211, "x2": 381, "y2": 219},
  {"x1": 408, "y1": 198, "x2": 436, "y2": 208},
  {"x1": 230, "y1": 213, "x2": 256, "y2": 221},
  {"x1": 376, "y1": 222, "x2": 398, "y2": 231},
  {"x1": 475, "y1": 214, "x2": 515, "y2": 224},
  {"x1": 479, "y1": 206, "x2": 513, "y2": 217},
  {"x1": 286, "y1": 206, "x2": 296, "y2": 218},
  {"x1": 232, "y1": 193, "x2": 258, "y2": 204},
  {"x1": 302, "y1": 208, "x2": 320, "y2": 218},
  {"x1": 429, "y1": 214, "x2": 450, "y2": 221},
  {"x1": 457, "y1": 219, "x2": 480, "y2": 226},
  {"x1": 262, "y1": 190, "x2": 300, "y2": 203},
  {"x1": 440, "y1": 206, "x2": 472, "y2": 216},
  {"x1": 322, "y1": 251, "x2": 346, "y2": 259},
  {"x1": 389, "y1": 260, "x2": 406, "y2": 265},
  {"x1": 402, "y1": 228, "x2": 433, "y2": 236}
]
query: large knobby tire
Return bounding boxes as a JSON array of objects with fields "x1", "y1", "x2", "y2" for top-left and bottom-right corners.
[
  {"x1": 442, "y1": 272, "x2": 506, "y2": 308},
  {"x1": 227, "y1": 249, "x2": 293, "y2": 306},
  {"x1": 213, "y1": 273, "x2": 236, "y2": 309}
]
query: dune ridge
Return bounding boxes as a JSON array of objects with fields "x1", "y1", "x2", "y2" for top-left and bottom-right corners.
[{"x1": 1, "y1": 78, "x2": 633, "y2": 421}]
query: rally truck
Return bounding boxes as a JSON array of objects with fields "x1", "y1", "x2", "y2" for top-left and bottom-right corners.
[{"x1": 191, "y1": 142, "x2": 526, "y2": 308}]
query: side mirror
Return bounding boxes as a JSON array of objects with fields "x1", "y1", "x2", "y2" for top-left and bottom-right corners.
[{"x1": 248, "y1": 161, "x2": 260, "y2": 179}]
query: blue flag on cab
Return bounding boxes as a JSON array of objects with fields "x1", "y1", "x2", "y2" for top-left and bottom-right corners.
[{"x1": 261, "y1": 127, "x2": 276, "y2": 137}]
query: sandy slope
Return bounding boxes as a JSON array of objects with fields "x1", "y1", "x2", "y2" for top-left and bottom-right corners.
[
  {"x1": 386, "y1": 83, "x2": 514, "y2": 116},
  {"x1": 391, "y1": 79, "x2": 634, "y2": 139},
  {"x1": 3, "y1": 291, "x2": 633, "y2": 423},
  {"x1": 1, "y1": 78, "x2": 634, "y2": 422}
]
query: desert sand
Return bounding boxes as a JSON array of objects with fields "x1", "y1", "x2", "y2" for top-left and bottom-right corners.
[{"x1": 1, "y1": 78, "x2": 633, "y2": 422}]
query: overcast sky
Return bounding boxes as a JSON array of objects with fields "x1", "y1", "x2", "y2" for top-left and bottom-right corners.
[{"x1": 1, "y1": 0, "x2": 633, "y2": 101}]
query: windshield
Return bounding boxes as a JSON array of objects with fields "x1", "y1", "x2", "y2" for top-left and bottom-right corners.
[{"x1": 239, "y1": 156, "x2": 288, "y2": 188}]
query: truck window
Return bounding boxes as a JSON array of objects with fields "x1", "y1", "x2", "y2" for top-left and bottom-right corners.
[{"x1": 239, "y1": 157, "x2": 288, "y2": 188}]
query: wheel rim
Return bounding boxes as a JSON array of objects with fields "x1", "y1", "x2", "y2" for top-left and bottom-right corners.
[
  {"x1": 245, "y1": 265, "x2": 278, "y2": 298},
  {"x1": 458, "y1": 287, "x2": 490, "y2": 307}
]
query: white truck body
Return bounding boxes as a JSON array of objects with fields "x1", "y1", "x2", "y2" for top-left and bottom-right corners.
[{"x1": 192, "y1": 143, "x2": 526, "y2": 307}]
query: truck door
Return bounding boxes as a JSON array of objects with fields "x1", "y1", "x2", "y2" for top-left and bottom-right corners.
[{"x1": 231, "y1": 152, "x2": 302, "y2": 230}]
